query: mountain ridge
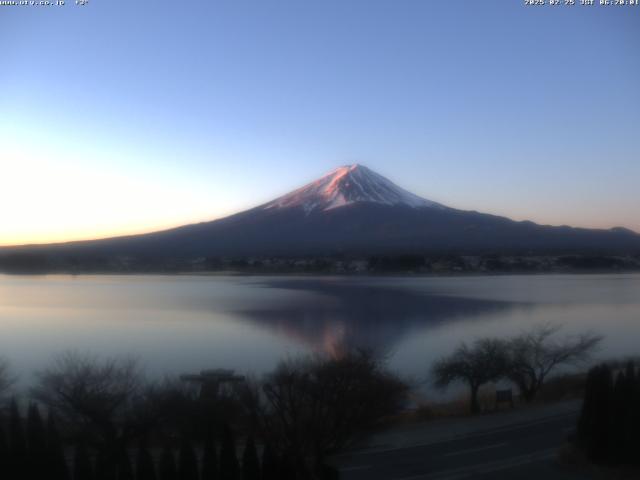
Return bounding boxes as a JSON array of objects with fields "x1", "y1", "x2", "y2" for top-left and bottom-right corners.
[{"x1": 1, "y1": 165, "x2": 639, "y2": 270}]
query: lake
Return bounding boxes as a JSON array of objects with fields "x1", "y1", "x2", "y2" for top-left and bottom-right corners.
[{"x1": 1, "y1": 273, "x2": 639, "y2": 395}]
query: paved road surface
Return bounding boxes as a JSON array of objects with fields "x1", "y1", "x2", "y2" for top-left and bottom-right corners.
[{"x1": 336, "y1": 409, "x2": 589, "y2": 479}]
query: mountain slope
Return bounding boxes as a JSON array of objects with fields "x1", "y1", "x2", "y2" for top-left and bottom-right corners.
[{"x1": 1, "y1": 165, "x2": 639, "y2": 266}]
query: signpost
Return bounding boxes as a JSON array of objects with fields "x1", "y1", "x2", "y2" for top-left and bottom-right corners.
[{"x1": 495, "y1": 389, "x2": 515, "y2": 409}]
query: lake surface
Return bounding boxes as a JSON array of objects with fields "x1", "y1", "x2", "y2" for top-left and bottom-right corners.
[{"x1": 1, "y1": 273, "x2": 639, "y2": 395}]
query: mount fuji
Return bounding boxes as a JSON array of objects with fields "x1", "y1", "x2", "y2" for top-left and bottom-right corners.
[
  {"x1": 2, "y1": 165, "x2": 640, "y2": 266},
  {"x1": 260, "y1": 164, "x2": 445, "y2": 213}
]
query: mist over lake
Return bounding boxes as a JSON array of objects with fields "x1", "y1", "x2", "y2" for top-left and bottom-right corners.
[{"x1": 1, "y1": 273, "x2": 639, "y2": 393}]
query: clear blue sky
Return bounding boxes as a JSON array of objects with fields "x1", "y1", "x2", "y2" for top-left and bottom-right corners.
[{"x1": 1, "y1": 0, "x2": 639, "y2": 244}]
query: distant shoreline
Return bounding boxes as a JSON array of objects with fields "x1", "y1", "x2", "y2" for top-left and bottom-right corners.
[
  {"x1": 1, "y1": 251, "x2": 640, "y2": 276},
  {"x1": 1, "y1": 267, "x2": 640, "y2": 277}
]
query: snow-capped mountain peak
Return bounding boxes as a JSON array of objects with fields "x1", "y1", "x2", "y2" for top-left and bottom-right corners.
[{"x1": 262, "y1": 164, "x2": 445, "y2": 214}]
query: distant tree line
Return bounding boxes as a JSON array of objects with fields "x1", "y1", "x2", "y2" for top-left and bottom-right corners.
[
  {"x1": 575, "y1": 361, "x2": 640, "y2": 466},
  {"x1": 3, "y1": 252, "x2": 640, "y2": 274}
]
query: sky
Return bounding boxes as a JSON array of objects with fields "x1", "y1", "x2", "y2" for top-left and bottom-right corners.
[{"x1": 1, "y1": 0, "x2": 639, "y2": 246}]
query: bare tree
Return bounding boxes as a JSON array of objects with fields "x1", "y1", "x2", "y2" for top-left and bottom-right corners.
[
  {"x1": 0, "y1": 357, "x2": 15, "y2": 400},
  {"x1": 132, "y1": 375, "x2": 241, "y2": 440},
  {"x1": 31, "y1": 351, "x2": 143, "y2": 447},
  {"x1": 245, "y1": 350, "x2": 408, "y2": 477},
  {"x1": 506, "y1": 324, "x2": 602, "y2": 402},
  {"x1": 432, "y1": 338, "x2": 509, "y2": 414}
]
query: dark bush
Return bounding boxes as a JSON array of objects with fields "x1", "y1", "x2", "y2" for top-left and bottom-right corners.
[
  {"x1": 136, "y1": 440, "x2": 157, "y2": 480},
  {"x1": 576, "y1": 362, "x2": 638, "y2": 466},
  {"x1": 74, "y1": 443, "x2": 95, "y2": 480},
  {"x1": 219, "y1": 425, "x2": 239, "y2": 480},
  {"x1": 159, "y1": 444, "x2": 177, "y2": 480},
  {"x1": 178, "y1": 437, "x2": 198, "y2": 480},
  {"x1": 241, "y1": 436, "x2": 260, "y2": 480},
  {"x1": 260, "y1": 442, "x2": 278, "y2": 480},
  {"x1": 201, "y1": 434, "x2": 218, "y2": 480}
]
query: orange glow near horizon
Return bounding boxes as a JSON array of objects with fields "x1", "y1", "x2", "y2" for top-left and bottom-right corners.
[
  {"x1": 0, "y1": 145, "x2": 235, "y2": 247},
  {"x1": 1, "y1": 224, "x2": 181, "y2": 248}
]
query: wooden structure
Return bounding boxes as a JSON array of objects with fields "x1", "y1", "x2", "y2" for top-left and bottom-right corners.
[{"x1": 180, "y1": 368, "x2": 245, "y2": 400}]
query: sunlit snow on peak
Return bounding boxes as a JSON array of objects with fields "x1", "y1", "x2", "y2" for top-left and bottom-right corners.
[{"x1": 262, "y1": 164, "x2": 445, "y2": 214}]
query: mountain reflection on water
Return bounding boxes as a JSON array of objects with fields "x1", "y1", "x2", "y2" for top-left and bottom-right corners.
[{"x1": 234, "y1": 279, "x2": 520, "y2": 358}]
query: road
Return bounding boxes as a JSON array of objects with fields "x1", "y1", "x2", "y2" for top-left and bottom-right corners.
[{"x1": 336, "y1": 409, "x2": 589, "y2": 480}]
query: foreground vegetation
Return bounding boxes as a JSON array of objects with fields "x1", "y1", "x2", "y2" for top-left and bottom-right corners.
[
  {"x1": 0, "y1": 351, "x2": 407, "y2": 480},
  {"x1": 0, "y1": 324, "x2": 621, "y2": 479},
  {"x1": 575, "y1": 361, "x2": 640, "y2": 467}
]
